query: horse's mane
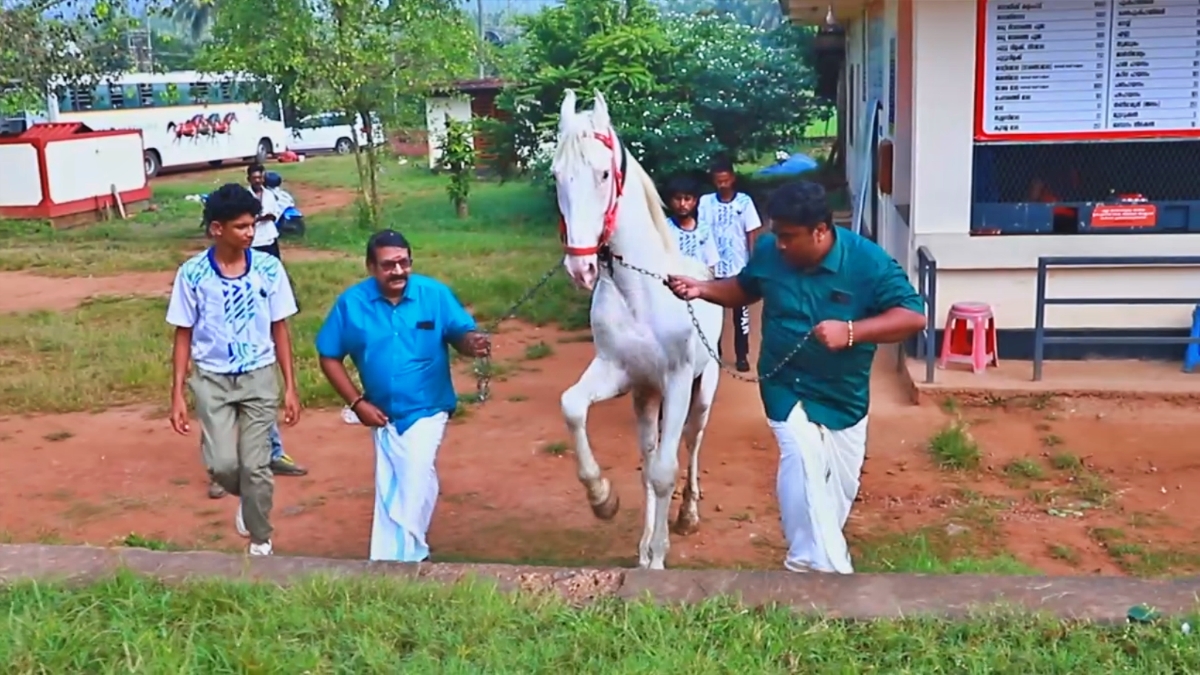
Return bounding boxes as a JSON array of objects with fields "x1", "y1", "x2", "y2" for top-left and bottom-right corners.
[{"x1": 554, "y1": 112, "x2": 712, "y2": 280}]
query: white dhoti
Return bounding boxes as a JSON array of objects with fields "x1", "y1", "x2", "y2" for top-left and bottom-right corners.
[
  {"x1": 370, "y1": 412, "x2": 448, "y2": 562},
  {"x1": 768, "y1": 403, "x2": 868, "y2": 574}
]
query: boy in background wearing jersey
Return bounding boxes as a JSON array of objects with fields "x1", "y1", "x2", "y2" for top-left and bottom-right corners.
[
  {"x1": 167, "y1": 183, "x2": 302, "y2": 556},
  {"x1": 699, "y1": 157, "x2": 763, "y2": 372},
  {"x1": 664, "y1": 176, "x2": 719, "y2": 274}
]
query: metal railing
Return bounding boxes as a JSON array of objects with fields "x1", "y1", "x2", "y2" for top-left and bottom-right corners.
[
  {"x1": 913, "y1": 246, "x2": 938, "y2": 384},
  {"x1": 1033, "y1": 256, "x2": 1200, "y2": 381}
]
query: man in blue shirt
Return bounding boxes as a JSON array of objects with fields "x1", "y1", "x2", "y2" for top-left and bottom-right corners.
[
  {"x1": 315, "y1": 230, "x2": 489, "y2": 562},
  {"x1": 666, "y1": 181, "x2": 926, "y2": 574}
]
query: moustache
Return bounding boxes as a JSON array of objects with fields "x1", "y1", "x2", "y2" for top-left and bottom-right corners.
[{"x1": 386, "y1": 274, "x2": 408, "y2": 283}]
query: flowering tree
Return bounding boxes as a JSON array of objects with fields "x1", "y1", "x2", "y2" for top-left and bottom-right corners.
[{"x1": 484, "y1": 0, "x2": 823, "y2": 181}]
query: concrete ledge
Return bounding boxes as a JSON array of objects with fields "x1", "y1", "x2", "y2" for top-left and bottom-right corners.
[{"x1": 2, "y1": 544, "x2": 1199, "y2": 620}]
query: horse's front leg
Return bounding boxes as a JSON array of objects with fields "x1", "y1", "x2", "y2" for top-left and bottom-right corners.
[
  {"x1": 561, "y1": 357, "x2": 629, "y2": 519},
  {"x1": 645, "y1": 366, "x2": 694, "y2": 570},
  {"x1": 632, "y1": 387, "x2": 662, "y2": 569},
  {"x1": 673, "y1": 359, "x2": 719, "y2": 536}
]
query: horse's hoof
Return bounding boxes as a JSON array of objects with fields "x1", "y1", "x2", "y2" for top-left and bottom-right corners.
[
  {"x1": 591, "y1": 491, "x2": 620, "y2": 520},
  {"x1": 672, "y1": 511, "x2": 700, "y2": 536}
]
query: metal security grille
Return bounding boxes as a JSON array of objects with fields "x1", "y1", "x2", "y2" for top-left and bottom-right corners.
[{"x1": 973, "y1": 140, "x2": 1200, "y2": 204}]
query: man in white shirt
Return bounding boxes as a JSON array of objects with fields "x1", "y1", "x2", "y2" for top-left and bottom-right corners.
[
  {"x1": 248, "y1": 163, "x2": 282, "y2": 258},
  {"x1": 247, "y1": 163, "x2": 309, "y2": 481},
  {"x1": 167, "y1": 183, "x2": 301, "y2": 556},
  {"x1": 698, "y1": 156, "x2": 763, "y2": 372}
]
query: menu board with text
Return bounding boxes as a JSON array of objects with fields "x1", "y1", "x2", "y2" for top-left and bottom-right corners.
[{"x1": 976, "y1": 0, "x2": 1200, "y2": 140}]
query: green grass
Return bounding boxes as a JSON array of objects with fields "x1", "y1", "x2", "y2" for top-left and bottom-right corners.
[
  {"x1": 0, "y1": 157, "x2": 589, "y2": 414},
  {"x1": 3, "y1": 572, "x2": 1199, "y2": 672},
  {"x1": 927, "y1": 421, "x2": 981, "y2": 471}
]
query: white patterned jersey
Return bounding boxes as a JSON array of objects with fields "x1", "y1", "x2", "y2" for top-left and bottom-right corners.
[
  {"x1": 166, "y1": 248, "x2": 298, "y2": 374},
  {"x1": 669, "y1": 217, "x2": 719, "y2": 269},
  {"x1": 698, "y1": 192, "x2": 763, "y2": 278}
]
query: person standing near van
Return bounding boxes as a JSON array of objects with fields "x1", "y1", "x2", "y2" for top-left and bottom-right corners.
[
  {"x1": 698, "y1": 156, "x2": 763, "y2": 372},
  {"x1": 249, "y1": 164, "x2": 308, "y2": 478}
]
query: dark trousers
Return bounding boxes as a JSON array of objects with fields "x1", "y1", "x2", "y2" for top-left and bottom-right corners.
[
  {"x1": 253, "y1": 242, "x2": 281, "y2": 260},
  {"x1": 718, "y1": 306, "x2": 751, "y2": 363}
]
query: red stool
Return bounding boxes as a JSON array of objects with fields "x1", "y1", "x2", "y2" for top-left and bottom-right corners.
[{"x1": 938, "y1": 302, "x2": 999, "y2": 374}]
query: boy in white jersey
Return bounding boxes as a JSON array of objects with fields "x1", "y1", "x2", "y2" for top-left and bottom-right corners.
[
  {"x1": 167, "y1": 183, "x2": 302, "y2": 556},
  {"x1": 664, "y1": 176, "x2": 718, "y2": 273},
  {"x1": 698, "y1": 156, "x2": 763, "y2": 372}
]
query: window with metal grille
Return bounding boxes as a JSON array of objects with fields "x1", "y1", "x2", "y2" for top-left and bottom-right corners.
[
  {"x1": 190, "y1": 82, "x2": 210, "y2": 104},
  {"x1": 971, "y1": 141, "x2": 1200, "y2": 235},
  {"x1": 108, "y1": 84, "x2": 126, "y2": 109},
  {"x1": 137, "y1": 83, "x2": 154, "y2": 107},
  {"x1": 69, "y1": 86, "x2": 93, "y2": 111}
]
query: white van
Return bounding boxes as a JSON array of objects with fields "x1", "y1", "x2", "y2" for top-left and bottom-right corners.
[{"x1": 287, "y1": 113, "x2": 386, "y2": 154}]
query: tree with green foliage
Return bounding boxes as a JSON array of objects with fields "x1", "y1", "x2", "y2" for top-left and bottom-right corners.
[
  {"x1": 0, "y1": 0, "x2": 139, "y2": 116},
  {"x1": 201, "y1": 0, "x2": 477, "y2": 226},
  {"x1": 170, "y1": 0, "x2": 215, "y2": 40},
  {"x1": 437, "y1": 117, "x2": 476, "y2": 218},
  {"x1": 485, "y1": 0, "x2": 823, "y2": 182}
]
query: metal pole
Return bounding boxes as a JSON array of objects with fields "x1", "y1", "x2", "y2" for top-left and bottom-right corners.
[
  {"x1": 476, "y1": 0, "x2": 485, "y2": 79},
  {"x1": 1033, "y1": 258, "x2": 1048, "y2": 382},
  {"x1": 925, "y1": 255, "x2": 937, "y2": 384}
]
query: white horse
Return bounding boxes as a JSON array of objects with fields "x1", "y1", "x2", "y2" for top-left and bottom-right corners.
[{"x1": 554, "y1": 89, "x2": 726, "y2": 570}]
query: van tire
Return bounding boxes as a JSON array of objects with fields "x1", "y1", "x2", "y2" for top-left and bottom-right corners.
[
  {"x1": 144, "y1": 150, "x2": 162, "y2": 178},
  {"x1": 334, "y1": 137, "x2": 354, "y2": 154},
  {"x1": 256, "y1": 138, "x2": 274, "y2": 163}
]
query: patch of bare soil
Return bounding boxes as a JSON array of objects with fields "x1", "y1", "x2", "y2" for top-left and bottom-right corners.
[
  {"x1": 1, "y1": 307, "x2": 1198, "y2": 575},
  {"x1": 0, "y1": 270, "x2": 173, "y2": 313},
  {"x1": 0, "y1": 246, "x2": 350, "y2": 315}
]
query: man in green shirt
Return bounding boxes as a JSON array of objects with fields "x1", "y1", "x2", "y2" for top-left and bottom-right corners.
[{"x1": 665, "y1": 180, "x2": 926, "y2": 573}]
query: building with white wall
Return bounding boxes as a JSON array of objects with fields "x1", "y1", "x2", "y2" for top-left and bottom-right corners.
[{"x1": 784, "y1": 0, "x2": 1200, "y2": 361}]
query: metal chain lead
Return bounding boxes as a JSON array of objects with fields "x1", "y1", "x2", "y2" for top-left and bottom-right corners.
[
  {"x1": 471, "y1": 253, "x2": 808, "y2": 405},
  {"x1": 610, "y1": 256, "x2": 811, "y2": 384},
  {"x1": 473, "y1": 262, "x2": 563, "y2": 403}
]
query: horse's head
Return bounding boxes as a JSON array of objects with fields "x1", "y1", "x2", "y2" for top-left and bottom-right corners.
[{"x1": 553, "y1": 89, "x2": 627, "y2": 291}]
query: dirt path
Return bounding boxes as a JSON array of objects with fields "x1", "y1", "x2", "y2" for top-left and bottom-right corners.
[
  {"x1": 0, "y1": 246, "x2": 351, "y2": 314},
  {"x1": 3, "y1": 306, "x2": 1200, "y2": 573},
  {"x1": 153, "y1": 165, "x2": 358, "y2": 216}
]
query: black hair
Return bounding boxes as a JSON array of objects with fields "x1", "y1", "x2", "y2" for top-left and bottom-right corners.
[
  {"x1": 663, "y1": 175, "x2": 700, "y2": 200},
  {"x1": 247, "y1": 162, "x2": 265, "y2": 176},
  {"x1": 708, "y1": 155, "x2": 734, "y2": 175},
  {"x1": 203, "y1": 183, "x2": 262, "y2": 225},
  {"x1": 366, "y1": 229, "x2": 412, "y2": 264},
  {"x1": 765, "y1": 180, "x2": 831, "y2": 230}
]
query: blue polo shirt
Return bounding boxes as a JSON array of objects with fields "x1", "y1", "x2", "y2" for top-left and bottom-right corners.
[
  {"x1": 315, "y1": 274, "x2": 477, "y2": 435},
  {"x1": 737, "y1": 228, "x2": 924, "y2": 430}
]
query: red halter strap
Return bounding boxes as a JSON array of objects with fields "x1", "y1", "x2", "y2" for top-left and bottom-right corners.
[{"x1": 559, "y1": 130, "x2": 626, "y2": 257}]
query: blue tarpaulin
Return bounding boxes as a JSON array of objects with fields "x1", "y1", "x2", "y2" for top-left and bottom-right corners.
[{"x1": 755, "y1": 153, "x2": 819, "y2": 177}]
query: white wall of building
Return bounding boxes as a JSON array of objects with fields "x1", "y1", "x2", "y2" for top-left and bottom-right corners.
[
  {"x1": 425, "y1": 95, "x2": 472, "y2": 170},
  {"x1": 45, "y1": 135, "x2": 146, "y2": 204},
  {"x1": 0, "y1": 144, "x2": 42, "y2": 207},
  {"x1": 895, "y1": 0, "x2": 1200, "y2": 331}
]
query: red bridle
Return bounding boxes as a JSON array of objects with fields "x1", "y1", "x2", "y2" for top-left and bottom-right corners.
[{"x1": 558, "y1": 130, "x2": 627, "y2": 257}]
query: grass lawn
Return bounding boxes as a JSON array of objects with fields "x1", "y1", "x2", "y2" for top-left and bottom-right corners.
[
  {"x1": 2, "y1": 572, "x2": 1198, "y2": 673},
  {"x1": 0, "y1": 157, "x2": 588, "y2": 414}
]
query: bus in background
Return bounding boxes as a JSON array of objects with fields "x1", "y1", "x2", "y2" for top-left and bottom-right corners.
[{"x1": 47, "y1": 71, "x2": 289, "y2": 178}]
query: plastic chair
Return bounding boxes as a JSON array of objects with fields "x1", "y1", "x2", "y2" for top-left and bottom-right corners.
[
  {"x1": 938, "y1": 302, "x2": 999, "y2": 374},
  {"x1": 1183, "y1": 305, "x2": 1200, "y2": 373}
]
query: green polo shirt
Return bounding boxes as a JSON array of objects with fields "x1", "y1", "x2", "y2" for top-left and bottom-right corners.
[{"x1": 736, "y1": 228, "x2": 924, "y2": 430}]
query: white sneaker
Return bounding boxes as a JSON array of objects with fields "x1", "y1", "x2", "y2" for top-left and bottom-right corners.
[
  {"x1": 248, "y1": 540, "x2": 273, "y2": 556},
  {"x1": 235, "y1": 502, "x2": 249, "y2": 538}
]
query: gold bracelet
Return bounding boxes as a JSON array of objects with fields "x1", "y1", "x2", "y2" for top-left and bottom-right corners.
[{"x1": 847, "y1": 320, "x2": 854, "y2": 348}]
